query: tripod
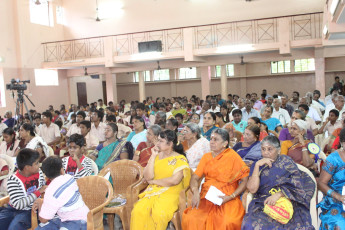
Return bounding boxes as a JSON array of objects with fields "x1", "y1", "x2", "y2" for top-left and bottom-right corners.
[{"x1": 14, "y1": 90, "x2": 35, "y2": 131}]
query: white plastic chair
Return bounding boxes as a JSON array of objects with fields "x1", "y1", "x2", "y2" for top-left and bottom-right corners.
[
  {"x1": 90, "y1": 159, "x2": 98, "y2": 175},
  {"x1": 0, "y1": 154, "x2": 15, "y2": 181},
  {"x1": 245, "y1": 164, "x2": 318, "y2": 229}
]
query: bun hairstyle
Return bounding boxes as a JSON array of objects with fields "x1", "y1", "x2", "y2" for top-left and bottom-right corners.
[
  {"x1": 3, "y1": 128, "x2": 16, "y2": 150},
  {"x1": 159, "y1": 129, "x2": 185, "y2": 156},
  {"x1": 246, "y1": 125, "x2": 260, "y2": 141},
  {"x1": 21, "y1": 123, "x2": 36, "y2": 137}
]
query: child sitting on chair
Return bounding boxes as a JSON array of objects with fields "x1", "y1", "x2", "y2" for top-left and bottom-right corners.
[
  {"x1": 0, "y1": 148, "x2": 46, "y2": 230},
  {"x1": 62, "y1": 134, "x2": 94, "y2": 179},
  {"x1": 34, "y1": 156, "x2": 89, "y2": 230}
]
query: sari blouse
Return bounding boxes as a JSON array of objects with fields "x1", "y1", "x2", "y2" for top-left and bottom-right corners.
[
  {"x1": 281, "y1": 139, "x2": 314, "y2": 165},
  {"x1": 195, "y1": 148, "x2": 249, "y2": 199},
  {"x1": 139, "y1": 154, "x2": 190, "y2": 199},
  {"x1": 136, "y1": 142, "x2": 154, "y2": 167}
]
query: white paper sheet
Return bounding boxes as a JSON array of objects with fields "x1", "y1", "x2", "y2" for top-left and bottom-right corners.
[
  {"x1": 103, "y1": 171, "x2": 111, "y2": 181},
  {"x1": 205, "y1": 185, "x2": 225, "y2": 206}
]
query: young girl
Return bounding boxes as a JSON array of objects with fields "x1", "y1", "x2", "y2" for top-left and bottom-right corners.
[{"x1": 0, "y1": 128, "x2": 20, "y2": 157}]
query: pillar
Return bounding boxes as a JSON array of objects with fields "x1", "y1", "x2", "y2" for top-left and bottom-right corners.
[
  {"x1": 315, "y1": 58, "x2": 326, "y2": 99},
  {"x1": 200, "y1": 66, "x2": 211, "y2": 100},
  {"x1": 139, "y1": 71, "x2": 146, "y2": 102},
  {"x1": 239, "y1": 64, "x2": 247, "y2": 98},
  {"x1": 105, "y1": 68, "x2": 118, "y2": 103},
  {"x1": 221, "y1": 65, "x2": 227, "y2": 100}
]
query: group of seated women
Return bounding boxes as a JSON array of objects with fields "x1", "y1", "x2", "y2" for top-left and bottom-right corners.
[{"x1": 0, "y1": 110, "x2": 344, "y2": 230}]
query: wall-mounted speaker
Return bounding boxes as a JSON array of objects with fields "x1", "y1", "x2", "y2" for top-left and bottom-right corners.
[{"x1": 138, "y1": 41, "x2": 162, "y2": 53}]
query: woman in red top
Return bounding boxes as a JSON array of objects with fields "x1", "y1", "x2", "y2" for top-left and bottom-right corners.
[{"x1": 133, "y1": 124, "x2": 161, "y2": 167}]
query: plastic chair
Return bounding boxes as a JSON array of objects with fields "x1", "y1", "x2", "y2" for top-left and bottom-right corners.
[
  {"x1": 90, "y1": 158, "x2": 99, "y2": 175},
  {"x1": 77, "y1": 175, "x2": 113, "y2": 230},
  {"x1": 98, "y1": 160, "x2": 143, "y2": 230},
  {"x1": 245, "y1": 164, "x2": 318, "y2": 229},
  {"x1": 0, "y1": 154, "x2": 15, "y2": 181}
]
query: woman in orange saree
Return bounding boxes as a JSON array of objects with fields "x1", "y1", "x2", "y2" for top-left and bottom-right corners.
[{"x1": 182, "y1": 128, "x2": 249, "y2": 230}]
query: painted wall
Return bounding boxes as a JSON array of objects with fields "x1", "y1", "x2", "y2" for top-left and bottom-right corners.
[
  {"x1": 69, "y1": 76, "x2": 104, "y2": 105},
  {"x1": 62, "y1": 0, "x2": 323, "y2": 40}
]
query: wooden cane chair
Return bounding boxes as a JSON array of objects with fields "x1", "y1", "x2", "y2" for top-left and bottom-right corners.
[{"x1": 98, "y1": 160, "x2": 143, "y2": 230}]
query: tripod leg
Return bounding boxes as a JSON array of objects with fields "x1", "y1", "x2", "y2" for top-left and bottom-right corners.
[{"x1": 22, "y1": 99, "x2": 33, "y2": 126}]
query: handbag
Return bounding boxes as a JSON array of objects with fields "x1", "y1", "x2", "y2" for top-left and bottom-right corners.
[{"x1": 263, "y1": 188, "x2": 294, "y2": 224}]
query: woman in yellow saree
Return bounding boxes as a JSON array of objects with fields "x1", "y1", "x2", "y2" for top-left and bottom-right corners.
[{"x1": 130, "y1": 129, "x2": 191, "y2": 230}]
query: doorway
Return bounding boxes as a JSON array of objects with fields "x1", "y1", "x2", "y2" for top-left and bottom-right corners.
[{"x1": 77, "y1": 82, "x2": 87, "y2": 106}]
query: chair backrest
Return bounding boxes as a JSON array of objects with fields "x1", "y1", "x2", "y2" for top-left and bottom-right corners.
[
  {"x1": 296, "y1": 164, "x2": 317, "y2": 229},
  {"x1": 90, "y1": 159, "x2": 98, "y2": 175},
  {"x1": 77, "y1": 175, "x2": 113, "y2": 230},
  {"x1": 98, "y1": 159, "x2": 143, "y2": 196},
  {"x1": 0, "y1": 154, "x2": 15, "y2": 175}
]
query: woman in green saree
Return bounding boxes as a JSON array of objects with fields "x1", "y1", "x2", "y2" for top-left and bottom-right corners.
[{"x1": 91, "y1": 123, "x2": 133, "y2": 170}]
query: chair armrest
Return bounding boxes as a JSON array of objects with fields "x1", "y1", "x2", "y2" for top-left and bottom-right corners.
[
  {"x1": 246, "y1": 193, "x2": 253, "y2": 213},
  {"x1": 127, "y1": 179, "x2": 148, "y2": 203},
  {"x1": 0, "y1": 196, "x2": 9, "y2": 206},
  {"x1": 31, "y1": 198, "x2": 43, "y2": 229}
]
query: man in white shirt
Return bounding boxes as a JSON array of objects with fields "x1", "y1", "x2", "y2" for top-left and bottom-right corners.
[
  {"x1": 90, "y1": 110, "x2": 107, "y2": 142},
  {"x1": 319, "y1": 109, "x2": 343, "y2": 136},
  {"x1": 208, "y1": 98, "x2": 220, "y2": 113},
  {"x1": 39, "y1": 111, "x2": 61, "y2": 146},
  {"x1": 272, "y1": 98, "x2": 291, "y2": 128},
  {"x1": 66, "y1": 111, "x2": 86, "y2": 138},
  {"x1": 241, "y1": 99, "x2": 261, "y2": 121},
  {"x1": 67, "y1": 104, "x2": 78, "y2": 121},
  {"x1": 299, "y1": 97, "x2": 321, "y2": 124},
  {"x1": 297, "y1": 105, "x2": 319, "y2": 136},
  {"x1": 323, "y1": 95, "x2": 345, "y2": 122},
  {"x1": 80, "y1": 120, "x2": 99, "y2": 150}
]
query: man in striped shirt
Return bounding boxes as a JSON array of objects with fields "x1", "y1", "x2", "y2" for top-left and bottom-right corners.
[
  {"x1": 34, "y1": 156, "x2": 89, "y2": 229},
  {"x1": 0, "y1": 149, "x2": 46, "y2": 230},
  {"x1": 62, "y1": 133, "x2": 94, "y2": 179}
]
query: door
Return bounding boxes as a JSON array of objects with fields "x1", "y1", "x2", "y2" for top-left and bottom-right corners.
[
  {"x1": 102, "y1": 81, "x2": 107, "y2": 105},
  {"x1": 77, "y1": 82, "x2": 87, "y2": 106}
]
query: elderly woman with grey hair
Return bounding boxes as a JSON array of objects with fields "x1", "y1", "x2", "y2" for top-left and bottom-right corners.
[
  {"x1": 180, "y1": 123, "x2": 210, "y2": 171},
  {"x1": 133, "y1": 124, "x2": 162, "y2": 167},
  {"x1": 281, "y1": 119, "x2": 318, "y2": 174},
  {"x1": 242, "y1": 136, "x2": 315, "y2": 229}
]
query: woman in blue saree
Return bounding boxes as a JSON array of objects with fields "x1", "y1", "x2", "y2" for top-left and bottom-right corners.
[
  {"x1": 233, "y1": 125, "x2": 262, "y2": 166},
  {"x1": 94, "y1": 123, "x2": 133, "y2": 170},
  {"x1": 126, "y1": 116, "x2": 147, "y2": 150},
  {"x1": 201, "y1": 112, "x2": 217, "y2": 141},
  {"x1": 317, "y1": 128, "x2": 345, "y2": 229},
  {"x1": 242, "y1": 136, "x2": 315, "y2": 230}
]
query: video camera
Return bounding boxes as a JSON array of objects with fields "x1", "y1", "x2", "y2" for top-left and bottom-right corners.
[{"x1": 6, "y1": 79, "x2": 30, "y2": 91}]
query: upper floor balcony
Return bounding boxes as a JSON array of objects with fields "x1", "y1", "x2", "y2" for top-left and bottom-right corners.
[{"x1": 42, "y1": 12, "x2": 325, "y2": 69}]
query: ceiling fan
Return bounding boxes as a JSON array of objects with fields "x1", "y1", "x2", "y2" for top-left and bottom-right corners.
[
  {"x1": 95, "y1": 0, "x2": 101, "y2": 22},
  {"x1": 35, "y1": 0, "x2": 41, "y2": 5},
  {"x1": 157, "y1": 61, "x2": 161, "y2": 70},
  {"x1": 83, "y1": 67, "x2": 99, "y2": 77},
  {"x1": 240, "y1": 56, "x2": 247, "y2": 65}
]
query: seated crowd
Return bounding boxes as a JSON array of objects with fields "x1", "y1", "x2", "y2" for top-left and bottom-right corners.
[{"x1": 0, "y1": 86, "x2": 344, "y2": 230}]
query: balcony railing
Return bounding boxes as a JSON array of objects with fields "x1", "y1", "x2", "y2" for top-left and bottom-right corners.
[{"x1": 42, "y1": 12, "x2": 323, "y2": 63}]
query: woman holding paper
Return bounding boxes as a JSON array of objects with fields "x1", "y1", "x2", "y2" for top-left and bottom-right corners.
[
  {"x1": 130, "y1": 130, "x2": 191, "y2": 230},
  {"x1": 317, "y1": 128, "x2": 345, "y2": 229},
  {"x1": 242, "y1": 136, "x2": 315, "y2": 229},
  {"x1": 182, "y1": 128, "x2": 249, "y2": 230}
]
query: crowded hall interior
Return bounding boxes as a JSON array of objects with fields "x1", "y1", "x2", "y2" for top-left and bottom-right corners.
[{"x1": 1, "y1": 0, "x2": 345, "y2": 229}]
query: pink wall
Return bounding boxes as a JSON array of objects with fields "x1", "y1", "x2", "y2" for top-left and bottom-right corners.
[{"x1": 62, "y1": 0, "x2": 323, "y2": 40}]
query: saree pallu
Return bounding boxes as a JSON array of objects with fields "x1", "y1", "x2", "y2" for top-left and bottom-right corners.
[
  {"x1": 241, "y1": 155, "x2": 315, "y2": 230},
  {"x1": 138, "y1": 144, "x2": 154, "y2": 167},
  {"x1": 201, "y1": 126, "x2": 217, "y2": 141},
  {"x1": 182, "y1": 148, "x2": 250, "y2": 230},
  {"x1": 131, "y1": 155, "x2": 190, "y2": 230},
  {"x1": 233, "y1": 141, "x2": 262, "y2": 162},
  {"x1": 95, "y1": 139, "x2": 133, "y2": 170},
  {"x1": 317, "y1": 151, "x2": 345, "y2": 230}
]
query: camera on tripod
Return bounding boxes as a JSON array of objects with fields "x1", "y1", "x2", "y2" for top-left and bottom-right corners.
[{"x1": 6, "y1": 78, "x2": 30, "y2": 91}]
